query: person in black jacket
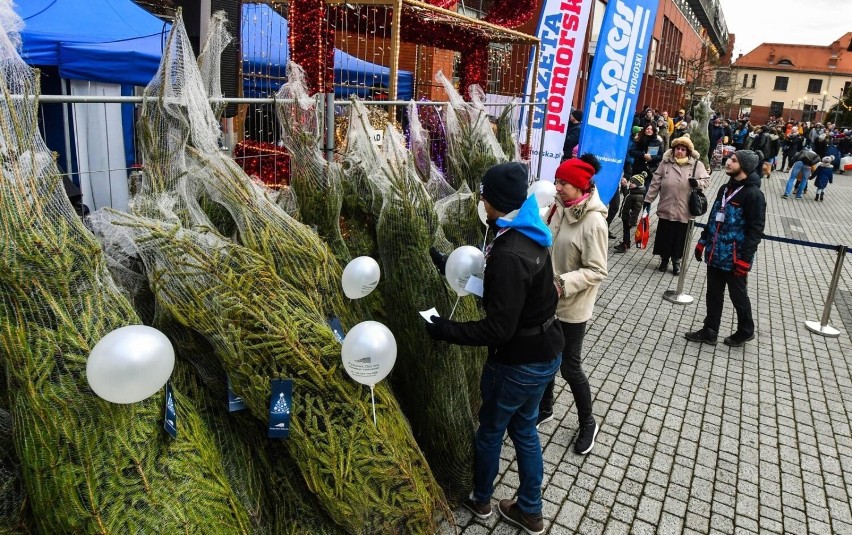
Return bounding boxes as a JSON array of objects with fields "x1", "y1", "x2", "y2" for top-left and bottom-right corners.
[
  {"x1": 425, "y1": 162, "x2": 563, "y2": 534},
  {"x1": 686, "y1": 150, "x2": 766, "y2": 347},
  {"x1": 629, "y1": 123, "x2": 663, "y2": 177},
  {"x1": 561, "y1": 109, "x2": 582, "y2": 161},
  {"x1": 781, "y1": 130, "x2": 804, "y2": 171},
  {"x1": 613, "y1": 171, "x2": 647, "y2": 253}
]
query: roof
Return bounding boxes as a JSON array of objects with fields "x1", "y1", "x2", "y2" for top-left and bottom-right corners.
[{"x1": 733, "y1": 33, "x2": 852, "y2": 75}]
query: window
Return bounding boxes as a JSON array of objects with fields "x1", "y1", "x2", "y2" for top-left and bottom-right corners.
[
  {"x1": 742, "y1": 73, "x2": 748, "y2": 88},
  {"x1": 770, "y1": 101, "x2": 785, "y2": 118},
  {"x1": 807, "y1": 79, "x2": 823, "y2": 94},
  {"x1": 774, "y1": 76, "x2": 789, "y2": 91},
  {"x1": 740, "y1": 99, "x2": 752, "y2": 117},
  {"x1": 751, "y1": 75, "x2": 756, "y2": 88},
  {"x1": 777, "y1": 59, "x2": 793, "y2": 66}
]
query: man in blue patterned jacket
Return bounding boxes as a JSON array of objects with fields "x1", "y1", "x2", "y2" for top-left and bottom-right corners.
[{"x1": 685, "y1": 150, "x2": 766, "y2": 347}]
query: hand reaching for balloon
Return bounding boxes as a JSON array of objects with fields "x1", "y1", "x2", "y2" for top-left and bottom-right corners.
[{"x1": 429, "y1": 247, "x2": 448, "y2": 275}]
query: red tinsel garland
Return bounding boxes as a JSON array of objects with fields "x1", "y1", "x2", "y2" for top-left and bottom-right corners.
[
  {"x1": 233, "y1": 140, "x2": 292, "y2": 188},
  {"x1": 289, "y1": 0, "x2": 335, "y2": 94},
  {"x1": 483, "y1": 0, "x2": 536, "y2": 28},
  {"x1": 457, "y1": 43, "x2": 489, "y2": 99}
]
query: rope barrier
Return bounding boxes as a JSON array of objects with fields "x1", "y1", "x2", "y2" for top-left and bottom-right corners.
[{"x1": 692, "y1": 222, "x2": 852, "y2": 253}]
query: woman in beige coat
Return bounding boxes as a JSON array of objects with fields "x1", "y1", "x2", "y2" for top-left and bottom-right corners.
[
  {"x1": 537, "y1": 154, "x2": 608, "y2": 455},
  {"x1": 643, "y1": 135, "x2": 711, "y2": 275}
]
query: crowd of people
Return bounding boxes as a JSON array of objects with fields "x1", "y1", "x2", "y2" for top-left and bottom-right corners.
[{"x1": 418, "y1": 102, "x2": 847, "y2": 534}]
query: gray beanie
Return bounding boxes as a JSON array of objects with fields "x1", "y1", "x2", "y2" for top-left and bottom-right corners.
[{"x1": 734, "y1": 150, "x2": 760, "y2": 175}]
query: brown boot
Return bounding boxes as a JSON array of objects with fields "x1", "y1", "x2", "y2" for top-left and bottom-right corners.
[{"x1": 498, "y1": 500, "x2": 544, "y2": 535}]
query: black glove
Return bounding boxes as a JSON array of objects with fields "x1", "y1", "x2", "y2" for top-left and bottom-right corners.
[
  {"x1": 688, "y1": 178, "x2": 699, "y2": 188},
  {"x1": 642, "y1": 202, "x2": 651, "y2": 213},
  {"x1": 424, "y1": 315, "x2": 449, "y2": 341},
  {"x1": 429, "y1": 247, "x2": 448, "y2": 275}
]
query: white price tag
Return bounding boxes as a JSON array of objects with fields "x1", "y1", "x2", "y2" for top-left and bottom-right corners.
[
  {"x1": 464, "y1": 275, "x2": 484, "y2": 297},
  {"x1": 419, "y1": 307, "x2": 440, "y2": 323}
]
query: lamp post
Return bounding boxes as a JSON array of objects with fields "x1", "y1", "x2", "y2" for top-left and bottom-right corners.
[
  {"x1": 820, "y1": 90, "x2": 829, "y2": 123},
  {"x1": 797, "y1": 97, "x2": 804, "y2": 122},
  {"x1": 833, "y1": 87, "x2": 845, "y2": 126}
]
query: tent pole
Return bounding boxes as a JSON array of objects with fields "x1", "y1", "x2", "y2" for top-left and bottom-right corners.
[
  {"x1": 325, "y1": 92, "x2": 335, "y2": 162},
  {"x1": 60, "y1": 78, "x2": 74, "y2": 179}
]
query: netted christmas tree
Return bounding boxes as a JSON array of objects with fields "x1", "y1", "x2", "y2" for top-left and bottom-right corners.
[
  {"x1": 0, "y1": 3, "x2": 253, "y2": 531},
  {"x1": 92, "y1": 12, "x2": 450, "y2": 534}
]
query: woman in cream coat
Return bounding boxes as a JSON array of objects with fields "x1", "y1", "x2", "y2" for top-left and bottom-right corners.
[
  {"x1": 537, "y1": 154, "x2": 608, "y2": 456},
  {"x1": 643, "y1": 134, "x2": 711, "y2": 275}
]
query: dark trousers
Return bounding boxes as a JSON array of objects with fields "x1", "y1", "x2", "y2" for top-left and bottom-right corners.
[
  {"x1": 539, "y1": 321, "x2": 594, "y2": 426},
  {"x1": 703, "y1": 265, "x2": 754, "y2": 336}
]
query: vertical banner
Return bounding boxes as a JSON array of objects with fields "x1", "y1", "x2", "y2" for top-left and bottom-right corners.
[
  {"x1": 519, "y1": 0, "x2": 594, "y2": 181},
  {"x1": 578, "y1": 0, "x2": 659, "y2": 204}
]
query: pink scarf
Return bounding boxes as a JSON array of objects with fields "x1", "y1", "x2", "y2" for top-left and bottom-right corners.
[{"x1": 563, "y1": 192, "x2": 590, "y2": 207}]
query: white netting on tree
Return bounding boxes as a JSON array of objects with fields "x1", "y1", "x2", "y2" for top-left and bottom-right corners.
[
  {"x1": 96, "y1": 11, "x2": 449, "y2": 534},
  {"x1": 437, "y1": 70, "x2": 507, "y2": 191},
  {"x1": 274, "y1": 63, "x2": 349, "y2": 259},
  {"x1": 197, "y1": 11, "x2": 231, "y2": 119},
  {"x1": 337, "y1": 101, "x2": 483, "y2": 503},
  {"x1": 0, "y1": 4, "x2": 254, "y2": 531},
  {"x1": 92, "y1": 204, "x2": 447, "y2": 534}
]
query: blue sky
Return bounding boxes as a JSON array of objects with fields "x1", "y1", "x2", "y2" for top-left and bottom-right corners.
[{"x1": 718, "y1": 0, "x2": 852, "y2": 58}]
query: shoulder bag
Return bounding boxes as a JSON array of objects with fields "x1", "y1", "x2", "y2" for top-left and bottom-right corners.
[{"x1": 687, "y1": 160, "x2": 708, "y2": 216}]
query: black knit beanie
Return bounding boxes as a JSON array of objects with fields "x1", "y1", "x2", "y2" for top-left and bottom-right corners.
[{"x1": 480, "y1": 162, "x2": 529, "y2": 214}]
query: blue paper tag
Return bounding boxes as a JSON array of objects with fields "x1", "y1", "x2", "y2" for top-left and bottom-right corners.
[
  {"x1": 227, "y1": 375, "x2": 247, "y2": 412},
  {"x1": 163, "y1": 381, "x2": 177, "y2": 439},
  {"x1": 268, "y1": 379, "x2": 293, "y2": 438},
  {"x1": 327, "y1": 317, "x2": 346, "y2": 343}
]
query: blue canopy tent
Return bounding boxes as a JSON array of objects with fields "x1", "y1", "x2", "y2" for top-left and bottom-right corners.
[
  {"x1": 241, "y1": 3, "x2": 413, "y2": 100},
  {"x1": 15, "y1": 0, "x2": 170, "y2": 211},
  {"x1": 18, "y1": 0, "x2": 168, "y2": 66}
]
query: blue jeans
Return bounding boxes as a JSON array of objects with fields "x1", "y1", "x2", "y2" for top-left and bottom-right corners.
[
  {"x1": 473, "y1": 356, "x2": 561, "y2": 515},
  {"x1": 784, "y1": 161, "x2": 811, "y2": 197}
]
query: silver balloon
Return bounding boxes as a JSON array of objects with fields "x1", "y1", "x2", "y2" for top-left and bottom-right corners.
[
  {"x1": 445, "y1": 245, "x2": 485, "y2": 297},
  {"x1": 341, "y1": 256, "x2": 381, "y2": 299},
  {"x1": 86, "y1": 325, "x2": 175, "y2": 404},
  {"x1": 341, "y1": 321, "x2": 397, "y2": 386}
]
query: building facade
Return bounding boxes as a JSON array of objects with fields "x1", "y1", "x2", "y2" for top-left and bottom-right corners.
[{"x1": 732, "y1": 33, "x2": 852, "y2": 125}]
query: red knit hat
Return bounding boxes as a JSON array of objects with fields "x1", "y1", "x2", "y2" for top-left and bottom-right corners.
[{"x1": 554, "y1": 158, "x2": 596, "y2": 191}]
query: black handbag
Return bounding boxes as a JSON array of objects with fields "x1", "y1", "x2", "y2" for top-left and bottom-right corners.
[{"x1": 688, "y1": 161, "x2": 708, "y2": 216}]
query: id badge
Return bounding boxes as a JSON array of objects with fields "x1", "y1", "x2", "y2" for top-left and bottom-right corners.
[{"x1": 715, "y1": 212, "x2": 725, "y2": 223}]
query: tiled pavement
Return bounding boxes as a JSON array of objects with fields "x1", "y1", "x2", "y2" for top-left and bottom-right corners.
[{"x1": 446, "y1": 167, "x2": 852, "y2": 534}]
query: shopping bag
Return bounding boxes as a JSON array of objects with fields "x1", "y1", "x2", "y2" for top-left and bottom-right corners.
[{"x1": 634, "y1": 212, "x2": 650, "y2": 249}]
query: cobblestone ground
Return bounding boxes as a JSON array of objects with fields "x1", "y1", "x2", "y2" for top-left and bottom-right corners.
[{"x1": 443, "y1": 166, "x2": 852, "y2": 534}]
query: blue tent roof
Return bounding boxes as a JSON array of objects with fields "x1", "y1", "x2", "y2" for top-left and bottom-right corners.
[
  {"x1": 59, "y1": 33, "x2": 169, "y2": 87},
  {"x1": 18, "y1": 0, "x2": 168, "y2": 66},
  {"x1": 19, "y1": 0, "x2": 413, "y2": 100}
]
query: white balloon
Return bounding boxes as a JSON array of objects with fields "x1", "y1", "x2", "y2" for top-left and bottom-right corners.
[
  {"x1": 341, "y1": 321, "x2": 397, "y2": 386},
  {"x1": 477, "y1": 200, "x2": 488, "y2": 226},
  {"x1": 527, "y1": 180, "x2": 557, "y2": 208},
  {"x1": 86, "y1": 325, "x2": 175, "y2": 404},
  {"x1": 445, "y1": 245, "x2": 485, "y2": 296},
  {"x1": 341, "y1": 256, "x2": 381, "y2": 299}
]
